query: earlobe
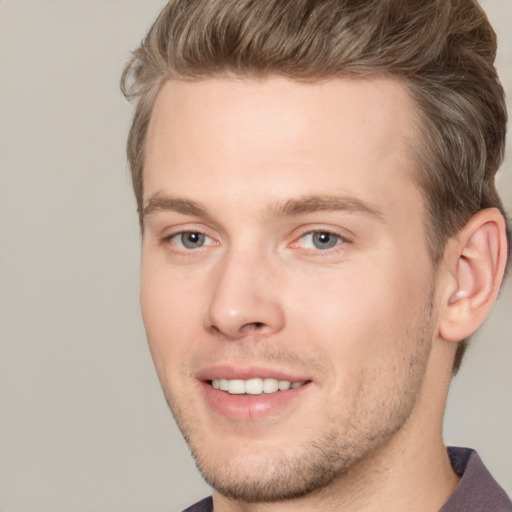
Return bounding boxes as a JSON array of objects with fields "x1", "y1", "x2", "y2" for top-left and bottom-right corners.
[{"x1": 438, "y1": 208, "x2": 508, "y2": 342}]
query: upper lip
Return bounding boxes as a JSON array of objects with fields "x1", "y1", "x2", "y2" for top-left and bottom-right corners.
[{"x1": 195, "y1": 365, "x2": 312, "y2": 383}]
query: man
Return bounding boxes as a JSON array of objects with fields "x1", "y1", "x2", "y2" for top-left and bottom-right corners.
[{"x1": 121, "y1": 0, "x2": 511, "y2": 510}]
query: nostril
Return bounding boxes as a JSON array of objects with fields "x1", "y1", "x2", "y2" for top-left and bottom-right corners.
[{"x1": 240, "y1": 321, "x2": 266, "y2": 333}]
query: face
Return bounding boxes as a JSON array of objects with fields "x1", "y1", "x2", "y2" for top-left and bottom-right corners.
[{"x1": 141, "y1": 77, "x2": 438, "y2": 501}]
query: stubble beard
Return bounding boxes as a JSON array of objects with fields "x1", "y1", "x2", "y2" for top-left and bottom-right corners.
[{"x1": 163, "y1": 298, "x2": 435, "y2": 503}]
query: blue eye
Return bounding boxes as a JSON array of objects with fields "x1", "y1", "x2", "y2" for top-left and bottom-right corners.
[
  {"x1": 300, "y1": 231, "x2": 342, "y2": 250},
  {"x1": 172, "y1": 232, "x2": 208, "y2": 249}
]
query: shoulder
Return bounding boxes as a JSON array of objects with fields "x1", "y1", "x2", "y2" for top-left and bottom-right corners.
[
  {"x1": 441, "y1": 447, "x2": 512, "y2": 512},
  {"x1": 181, "y1": 496, "x2": 213, "y2": 512}
]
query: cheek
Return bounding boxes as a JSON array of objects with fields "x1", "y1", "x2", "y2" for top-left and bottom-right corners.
[
  {"x1": 283, "y1": 259, "x2": 427, "y2": 364},
  {"x1": 140, "y1": 262, "x2": 205, "y2": 372}
]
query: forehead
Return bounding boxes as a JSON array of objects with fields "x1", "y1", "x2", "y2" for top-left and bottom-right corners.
[{"x1": 144, "y1": 76, "x2": 422, "y2": 215}]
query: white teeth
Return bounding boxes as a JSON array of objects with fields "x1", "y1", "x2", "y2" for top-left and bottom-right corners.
[
  {"x1": 263, "y1": 378, "x2": 279, "y2": 393},
  {"x1": 210, "y1": 378, "x2": 305, "y2": 395},
  {"x1": 278, "y1": 380, "x2": 291, "y2": 391},
  {"x1": 245, "y1": 378, "x2": 263, "y2": 395},
  {"x1": 228, "y1": 380, "x2": 245, "y2": 395}
]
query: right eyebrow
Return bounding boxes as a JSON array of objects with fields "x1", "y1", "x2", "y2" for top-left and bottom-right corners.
[
  {"x1": 268, "y1": 194, "x2": 385, "y2": 221},
  {"x1": 142, "y1": 194, "x2": 208, "y2": 219}
]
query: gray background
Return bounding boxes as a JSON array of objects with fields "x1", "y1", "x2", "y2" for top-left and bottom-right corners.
[{"x1": 1, "y1": 1, "x2": 510, "y2": 510}]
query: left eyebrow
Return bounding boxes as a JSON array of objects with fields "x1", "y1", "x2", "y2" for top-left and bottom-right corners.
[{"x1": 268, "y1": 194, "x2": 385, "y2": 221}]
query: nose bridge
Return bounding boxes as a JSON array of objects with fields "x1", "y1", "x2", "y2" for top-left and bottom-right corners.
[{"x1": 205, "y1": 244, "x2": 285, "y2": 339}]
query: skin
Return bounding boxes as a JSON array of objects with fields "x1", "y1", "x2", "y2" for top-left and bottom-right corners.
[{"x1": 140, "y1": 77, "x2": 462, "y2": 511}]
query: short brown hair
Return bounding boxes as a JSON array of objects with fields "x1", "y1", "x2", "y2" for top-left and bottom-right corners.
[{"x1": 121, "y1": 0, "x2": 510, "y2": 373}]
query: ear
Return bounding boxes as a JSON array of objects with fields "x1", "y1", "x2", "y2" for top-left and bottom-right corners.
[{"x1": 438, "y1": 208, "x2": 508, "y2": 342}]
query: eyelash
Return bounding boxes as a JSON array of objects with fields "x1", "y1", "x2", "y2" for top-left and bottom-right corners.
[
  {"x1": 161, "y1": 228, "x2": 350, "y2": 255},
  {"x1": 292, "y1": 230, "x2": 348, "y2": 252},
  {"x1": 162, "y1": 230, "x2": 218, "y2": 251}
]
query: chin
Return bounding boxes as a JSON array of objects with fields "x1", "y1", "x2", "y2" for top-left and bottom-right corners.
[{"x1": 192, "y1": 438, "x2": 351, "y2": 502}]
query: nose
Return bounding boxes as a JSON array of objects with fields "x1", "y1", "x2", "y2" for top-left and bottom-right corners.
[{"x1": 204, "y1": 249, "x2": 285, "y2": 340}]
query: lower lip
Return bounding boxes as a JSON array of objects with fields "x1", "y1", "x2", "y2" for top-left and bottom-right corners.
[{"x1": 200, "y1": 381, "x2": 311, "y2": 421}]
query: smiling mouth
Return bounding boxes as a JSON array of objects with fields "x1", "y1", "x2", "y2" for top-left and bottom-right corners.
[{"x1": 209, "y1": 378, "x2": 308, "y2": 395}]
